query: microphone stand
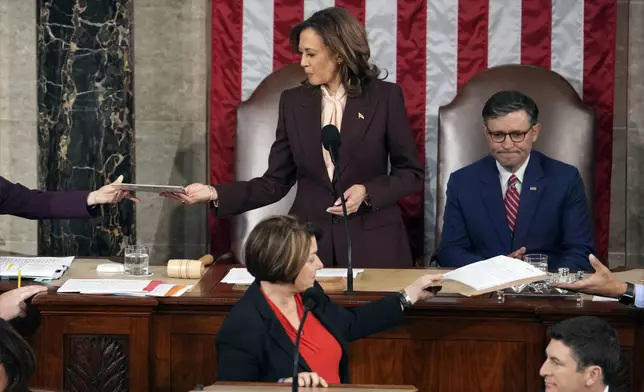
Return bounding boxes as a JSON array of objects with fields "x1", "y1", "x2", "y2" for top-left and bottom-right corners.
[
  {"x1": 330, "y1": 153, "x2": 353, "y2": 294},
  {"x1": 291, "y1": 296, "x2": 316, "y2": 392}
]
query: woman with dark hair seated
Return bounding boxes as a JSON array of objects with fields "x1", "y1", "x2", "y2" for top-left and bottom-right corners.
[
  {"x1": 216, "y1": 215, "x2": 443, "y2": 387},
  {"x1": 0, "y1": 318, "x2": 35, "y2": 391}
]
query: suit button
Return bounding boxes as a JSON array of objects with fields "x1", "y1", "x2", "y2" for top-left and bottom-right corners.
[{"x1": 332, "y1": 217, "x2": 339, "y2": 224}]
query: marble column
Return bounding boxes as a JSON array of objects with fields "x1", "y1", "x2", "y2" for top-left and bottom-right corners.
[
  {"x1": 0, "y1": 1, "x2": 39, "y2": 255},
  {"x1": 627, "y1": 0, "x2": 644, "y2": 267},
  {"x1": 36, "y1": 0, "x2": 135, "y2": 256},
  {"x1": 609, "y1": 0, "x2": 630, "y2": 267},
  {"x1": 133, "y1": 0, "x2": 209, "y2": 263}
]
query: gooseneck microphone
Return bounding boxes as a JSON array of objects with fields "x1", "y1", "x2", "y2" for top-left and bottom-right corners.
[
  {"x1": 321, "y1": 124, "x2": 354, "y2": 293},
  {"x1": 292, "y1": 287, "x2": 321, "y2": 392}
]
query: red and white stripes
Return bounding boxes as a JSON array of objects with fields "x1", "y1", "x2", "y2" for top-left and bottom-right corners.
[{"x1": 210, "y1": 0, "x2": 616, "y2": 259}]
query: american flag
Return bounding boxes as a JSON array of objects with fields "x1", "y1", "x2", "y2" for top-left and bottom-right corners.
[{"x1": 209, "y1": 0, "x2": 616, "y2": 261}]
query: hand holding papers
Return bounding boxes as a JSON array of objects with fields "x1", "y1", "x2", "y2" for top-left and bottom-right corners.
[{"x1": 427, "y1": 255, "x2": 548, "y2": 297}]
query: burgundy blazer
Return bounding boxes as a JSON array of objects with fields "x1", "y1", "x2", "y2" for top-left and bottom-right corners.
[
  {"x1": 0, "y1": 176, "x2": 94, "y2": 219},
  {"x1": 214, "y1": 79, "x2": 423, "y2": 268}
]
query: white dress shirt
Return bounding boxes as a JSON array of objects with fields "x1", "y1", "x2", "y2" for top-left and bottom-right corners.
[{"x1": 496, "y1": 154, "x2": 531, "y2": 197}]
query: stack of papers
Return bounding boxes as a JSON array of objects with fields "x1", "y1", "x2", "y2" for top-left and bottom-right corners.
[
  {"x1": 57, "y1": 279, "x2": 192, "y2": 297},
  {"x1": 433, "y1": 255, "x2": 548, "y2": 296},
  {"x1": 0, "y1": 256, "x2": 74, "y2": 280},
  {"x1": 220, "y1": 267, "x2": 364, "y2": 284}
]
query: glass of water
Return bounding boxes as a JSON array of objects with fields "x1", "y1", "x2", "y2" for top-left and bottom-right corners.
[
  {"x1": 124, "y1": 245, "x2": 150, "y2": 276},
  {"x1": 524, "y1": 253, "x2": 549, "y2": 292}
]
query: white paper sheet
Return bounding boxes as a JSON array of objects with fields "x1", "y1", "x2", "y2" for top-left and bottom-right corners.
[
  {"x1": 58, "y1": 279, "x2": 152, "y2": 293},
  {"x1": 220, "y1": 268, "x2": 255, "y2": 284},
  {"x1": 315, "y1": 268, "x2": 364, "y2": 278},
  {"x1": 591, "y1": 296, "x2": 619, "y2": 302},
  {"x1": 220, "y1": 267, "x2": 365, "y2": 284},
  {"x1": 0, "y1": 256, "x2": 74, "y2": 279},
  {"x1": 443, "y1": 255, "x2": 547, "y2": 291},
  {"x1": 0, "y1": 256, "x2": 74, "y2": 267}
]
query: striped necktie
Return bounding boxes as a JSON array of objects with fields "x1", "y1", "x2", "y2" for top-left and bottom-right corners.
[{"x1": 505, "y1": 174, "x2": 520, "y2": 232}]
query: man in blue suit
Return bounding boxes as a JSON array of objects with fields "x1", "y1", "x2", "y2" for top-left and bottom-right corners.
[{"x1": 438, "y1": 90, "x2": 593, "y2": 271}]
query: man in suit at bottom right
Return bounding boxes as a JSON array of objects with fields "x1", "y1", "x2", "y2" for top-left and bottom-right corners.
[
  {"x1": 540, "y1": 316, "x2": 622, "y2": 392},
  {"x1": 438, "y1": 90, "x2": 594, "y2": 271}
]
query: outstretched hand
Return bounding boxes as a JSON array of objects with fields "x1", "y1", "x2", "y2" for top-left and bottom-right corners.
[
  {"x1": 552, "y1": 254, "x2": 627, "y2": 298},
  {"x1": 160, "y1": 183, "x2": 216, "y2": 205},
  {"x1": 87, "y1": 175, "x2": 140, "y2": 205}
]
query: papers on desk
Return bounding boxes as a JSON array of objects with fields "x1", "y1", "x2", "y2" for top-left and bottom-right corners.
[
  {"x1": 0, "y1": 256, "x2": 74, "y2": 280},
  {"x1": 220, "y1": 267, "x2": 364, "y2": 284},
  {"x1": 57, "y1": 279, "x2": 193, "y2": 297},
  {"x1": 437, "y1": 255, "x2": 548, "y2": 296}
]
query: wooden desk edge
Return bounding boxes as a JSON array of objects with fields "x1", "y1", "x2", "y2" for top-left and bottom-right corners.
[{"x1": 208, "y1": 382, "x2": 417, "y2": 390}]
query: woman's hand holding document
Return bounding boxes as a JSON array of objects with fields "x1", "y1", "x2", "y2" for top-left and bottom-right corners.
[{"x1": 425, "y1": 255, "x2": 548, "y2": 296}]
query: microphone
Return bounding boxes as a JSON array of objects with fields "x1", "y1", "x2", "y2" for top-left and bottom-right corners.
[
  {"x1": 321, "y1": 124, "x2": 354, "y2": 294},
  {"x1": 291, "y1": 287, "x2": 320, "y2": 392}
]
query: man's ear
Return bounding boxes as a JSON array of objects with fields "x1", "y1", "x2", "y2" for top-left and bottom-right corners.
[
  {"x1": 531, "y1": 123, "x2": 542, "y2": 141},
  {"x1": 584, "y1": 365, "x2": 603, "y2": 388}
]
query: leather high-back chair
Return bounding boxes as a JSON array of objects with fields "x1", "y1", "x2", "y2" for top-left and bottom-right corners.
[
  {"x1": 231, "y1": 64, "x2": 307, "y2": 263},
  {"x1": 435, "y1": 64, "x2": 595, "y2": 248}
]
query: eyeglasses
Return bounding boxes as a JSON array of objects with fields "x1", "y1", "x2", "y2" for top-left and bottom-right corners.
[{"x1": 486, "y1": 126, "x2": 533, "y2": 143}]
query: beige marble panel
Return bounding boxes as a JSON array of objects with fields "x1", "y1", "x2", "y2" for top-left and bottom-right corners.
[
  {"x1": 133, "y1": 0, "x2": 209, "y2": 262},
  {"x1": 0, "y1": 1, "x2": 37, "y2": 88},
  {"x1": 0, "y1": 0, "x2": 38, "y2": 255},
  {"x1": 629, "y1": 2, "x2": 644, "y2": 130},
  {"x1": 627, "y1": 1, "x2": 644, "y2": 267},
  {"x1": 0, "y1": 120, "x2": 38, "y2": 255},
  {"x1": 133, "y1": 0, "x2": 208, "y2": 122},
  {"x1": 610, "y1": 126, "x2": 627, "y2": 267},
  {"x1": 135, "y1": 121, "x2": 208, "y2": 263},
  {"x1": 626, "y1": 128, "x2": 644, "y2": 267},
  {"x1": 609, "y1": 0, "x2": 630, "y2": 267}
]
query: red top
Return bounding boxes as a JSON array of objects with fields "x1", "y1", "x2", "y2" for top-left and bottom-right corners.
[{"x1": 263, "y1": 292, "x2": 342, "y2": 384}]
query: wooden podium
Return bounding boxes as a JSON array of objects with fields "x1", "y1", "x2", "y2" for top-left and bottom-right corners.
[{"x1": 193, "y1": 382, "x2": 417, "y2": 391}]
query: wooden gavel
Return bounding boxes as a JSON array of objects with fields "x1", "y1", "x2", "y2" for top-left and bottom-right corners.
[{"x1": 166, "y1": 254, "x2": 215, "y2": 279}]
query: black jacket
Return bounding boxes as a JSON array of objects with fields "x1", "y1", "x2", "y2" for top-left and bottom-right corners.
[{"x1": 216, "y1": 280, "x2": 404, "y2": 384}]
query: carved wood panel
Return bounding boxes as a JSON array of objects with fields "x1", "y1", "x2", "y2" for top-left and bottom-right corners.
[{"x1": 64, "y1": 335, "x2": 128, "y2": 392}]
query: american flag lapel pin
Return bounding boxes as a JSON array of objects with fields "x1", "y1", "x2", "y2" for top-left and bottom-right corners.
[
  {"x1": 358, "y1": 112, "x2": 364, "y2": 120},
  {"x1": 530, "y1": 186, "x2": 537, "y2": 191}
]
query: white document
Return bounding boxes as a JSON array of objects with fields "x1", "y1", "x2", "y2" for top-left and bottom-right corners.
[
  {"x1": 0, "y1": 256, "x2": 74, "y2": 279},
  {"x1": 220, "y1": 267, "x2": 365, "y2": 284},
  {"x1": 0, "y1": 264, "x2": 64, "y2": 278},
  {"x1": 220, "y1": 268, "x2": 255, "y2": 284},
  {"x1": 58, "y1": 279, "x2": 152, "y2": 293},
  {"x1": 0, "y1": 256, "x2": 74, "y2": 267},
  {"x1": 592, "y1": 296, "x2": 619, "y2": 302},
  {"x1": 112, "y1": 183, "x2": 186, "y2": 193},
  {"x1": 443, "y1": 255, "x2": 547, "y2": 291},
  {"x1": 316, "y1": 268, "x2": 364, "y2": 278}
]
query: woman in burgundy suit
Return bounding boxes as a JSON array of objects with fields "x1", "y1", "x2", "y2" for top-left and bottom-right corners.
[{"x1": 165, "y1": 7, "x2": 423, "y2": 268}]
